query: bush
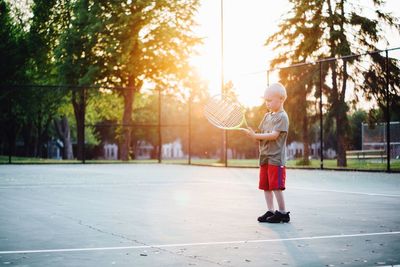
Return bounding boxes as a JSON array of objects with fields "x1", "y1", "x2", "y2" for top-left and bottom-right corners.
[{"x1": 296, "y1": 158, "x2": 311, "y2": 166}]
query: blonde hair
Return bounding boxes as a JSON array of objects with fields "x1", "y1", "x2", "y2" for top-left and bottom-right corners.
[{"x1": 264, "y1": 82, "x2": 287, "y2": 101}]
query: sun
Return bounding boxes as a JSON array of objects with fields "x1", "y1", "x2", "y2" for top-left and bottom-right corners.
[
  {"x1": 190, "y1": 52, "x2": 221, "y2": 96},
  {"x1": 190, "y1": 0, "x2": 290, "y2": 107}
]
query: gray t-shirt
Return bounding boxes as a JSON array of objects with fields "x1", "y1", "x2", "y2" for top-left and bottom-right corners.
[{"x1": 258, "y1": 110, "x2": 289, "y2": 166}]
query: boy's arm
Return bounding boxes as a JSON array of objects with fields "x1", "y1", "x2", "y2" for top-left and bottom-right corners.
[{"x1": 242, "y1": 127, "x2": 280, "y2": 141}]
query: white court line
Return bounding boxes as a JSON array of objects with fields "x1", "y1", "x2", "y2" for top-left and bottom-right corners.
[
  {"x1": 1, "y1": 231, "x2": 399, "y2": 255},
  {"x1": 291, "y1": 186, "x2": 400, "y2": 198},
  {"x1": 1, "y1": 183, "x2": 399, "y2": 199}
]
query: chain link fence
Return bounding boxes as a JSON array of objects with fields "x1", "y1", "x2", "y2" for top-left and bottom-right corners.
[{"x1": 1, "y1": 49, "x2": 399, "y2": 172}]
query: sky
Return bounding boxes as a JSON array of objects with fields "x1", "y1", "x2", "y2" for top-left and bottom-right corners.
[{"x1": 190, "y1": 0, "x2": 400, "y2": 108}]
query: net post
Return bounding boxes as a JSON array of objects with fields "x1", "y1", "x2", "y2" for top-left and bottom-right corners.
[{"x1": 385, "y1": 49, "x2": 391, "y2": 173}]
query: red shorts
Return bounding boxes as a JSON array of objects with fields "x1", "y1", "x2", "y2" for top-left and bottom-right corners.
[{"x1": 259, "y1": 164, "x2": 286, "y2": 191}]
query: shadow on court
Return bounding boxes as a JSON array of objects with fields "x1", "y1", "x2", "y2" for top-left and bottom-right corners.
[{"x1": 0, "y1": 164, "x2": 399, "y2": 266}]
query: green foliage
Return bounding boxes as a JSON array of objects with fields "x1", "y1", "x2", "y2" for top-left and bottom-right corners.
[
  {"x1": 357, "y1": 53, "x2": 400, "y2": 121},
  {"x1": 25, "y1": 0, "x2": 59, "y2": 84},
  {"x1": 296, "y1": 158, "x2": 311, "y2": 166},
  {"x1": 266, "y1": 0, "x2": 400, "y2": 167},
  {"x1": 55, "y1": 0, "x2": 106, "y2": 87},
  {"x1": 2, "y1": 0, "x2": 204, "y2": 158},
  {"x1": 1, "y1": 1, "x2": 66, "y2": 157},
  {"x1": 348, "y1": 109, "x2": 367, "y2": 150},
  {"x1": 0, "y1": 0, "x2": 28, "y2": 84}
]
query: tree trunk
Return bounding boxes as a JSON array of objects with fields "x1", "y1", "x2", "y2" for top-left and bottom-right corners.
[
  {"x1": 72, "y1": 88, "x2": 86, "y2": 161},
  {"x1": 326, "y1": 0, "x2": 344, "y2": 167},
  {"x1": 120, "y1": 88, "x2": 134, "y2": 161},
  {"x1": 301, "y1": 84, "x2": 310, "y2": 165},
  {"x1": 336, "y1": 60, "x2": 349, "y2": 167},
  {"x1": 120, "y1": 77, "x2": 142, "y2": 161},
  {"x1": 336, "y1": 112, "x2": 347, "y2": 167},
  {"x1": 55, "y1": 116, "x2": 74, "y2": 159},
  {"x1": 302, "y1": 113, "x2": 310, "y2": 164},
  {"x1": 329, "y1": 69, "x2": 348, "y2": 167}
]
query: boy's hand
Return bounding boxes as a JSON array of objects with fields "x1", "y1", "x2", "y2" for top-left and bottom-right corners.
[{"x1": 242, "y1": 127, "x2": 256, "y2": 139}]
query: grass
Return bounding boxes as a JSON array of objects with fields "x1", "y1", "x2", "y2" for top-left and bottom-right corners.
[
  {"x1": 1, "y1": 155, "x2": 399, "y2": 171},
  {"x1": 226, "y1": 158, "x2": 400, "y2": 171},
  {"x1": 0, "y1": 156, "x2": 81, "y2": 164},
  {"x1": 0, "y1": 156, "x2": 158, "y2": 164}
]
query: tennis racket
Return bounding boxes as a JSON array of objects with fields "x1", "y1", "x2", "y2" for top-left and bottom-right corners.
[{"x1": 203, "y1": 94, "x2": 249, "y2": 130}]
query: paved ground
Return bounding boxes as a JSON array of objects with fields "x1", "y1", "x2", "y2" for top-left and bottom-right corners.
[{"x1": 0, "y1": 164, "x2": 399, "y2": 266}]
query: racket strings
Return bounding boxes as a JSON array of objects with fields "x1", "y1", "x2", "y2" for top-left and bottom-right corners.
[
  {"x1": 213, "y1": 99, "x2": 235, "y2": 124},
  {"x1": 213, "y1": 100, "x2": 242, "y2": 127},
  {"x1": 204, "y1": 97, "x2": 244, "y2": 128}
]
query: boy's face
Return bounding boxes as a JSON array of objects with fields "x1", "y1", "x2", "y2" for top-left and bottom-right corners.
[{"x1": 264, "y1": 91, "x2": 283, "y2": 112}]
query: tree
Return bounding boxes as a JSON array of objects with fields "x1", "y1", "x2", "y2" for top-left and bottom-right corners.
[
  {"x1": 279, "y1": 65, "x2": 320, "y2": 164},
  {"x1": 101, "y1": 0, "x2": 201, "y2": 160},
  {"x1": 0, "y1": 0, "x2": 28, "y2": 84},
  {"x1": 55, "y1": 0, "x2": 109, "y2": 160},
  {"x1": 12, "y1": 0, "x2": 71, "y2": 158},
  {"x1": 18, "y1": 86, "x2": 68, "y2": 157},
  {"x1": 266, "y1": 0, "x2": 400, "y2": 167},
  {"x1": 358, "y1": 53, "x2": 400, "y2": 121},
  {"x1": 266, "y1": 0, "x2": 324, "y2": 165},
  {"x1": 25, "y1": 0, "x2": 58, "y2": 84},
  {"x1": 0, "y1": 0, "x2": 29, "y2": 157}
]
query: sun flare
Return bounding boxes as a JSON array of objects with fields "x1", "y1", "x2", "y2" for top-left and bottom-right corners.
[{"x1": 190, "y1": 0, "x2": 290, "y2": 107}]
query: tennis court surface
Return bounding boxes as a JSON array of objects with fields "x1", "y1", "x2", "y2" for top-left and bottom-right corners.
[{"x1": 0, "y1": 164, "x2": 399, "y2": 266}]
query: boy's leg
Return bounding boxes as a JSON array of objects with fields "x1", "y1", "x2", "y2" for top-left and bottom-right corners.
[
  {"x1": 258, "y1": 191, "x2": 275, "y2": 222},
  {"x1": 265, "y1": 165, "x2": 290, "y2": 223},
  {"x1": 273, "y1": 190, "x2": 285, "y2": 212},
  {"x1": 258, "y1": 165, "x2": 275, "y2": 222},
  {"x1": 266, "y1": 190, "x2": 290, "y2": 223},
  {"x1": 264, "y1": 190, "x2": 274, "y2": 211}
]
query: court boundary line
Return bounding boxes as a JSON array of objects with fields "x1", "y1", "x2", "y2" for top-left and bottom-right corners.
[
  {"x1": 291, "y1": 186, "x2": 400, "y2": 198},
  {"x1": 1, "y1": 183, "x2": 399, "y2": 198},
  {"x1": 1, "y1": 231, "x2": 399, "y2": 255}
]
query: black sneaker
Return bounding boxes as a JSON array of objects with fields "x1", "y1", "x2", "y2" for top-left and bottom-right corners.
[
  {"x1": 266, "y1": 211, "x2": 290, "y2": 223},
  {"x1": 257, "y1": 211, "x2": 275, "y2": 222}
]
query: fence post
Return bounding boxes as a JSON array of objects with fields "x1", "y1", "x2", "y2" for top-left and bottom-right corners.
[
  {"x1": 319, "y1": 62, "x2": 324, "y2": 170},
  {"x1": 385, "y1": 50, "x2": 391, "y2": 172}
]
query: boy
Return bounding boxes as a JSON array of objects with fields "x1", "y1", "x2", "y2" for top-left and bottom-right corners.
[{"x1": 243, "y1": 82, "x2": 290, "y2": 223}]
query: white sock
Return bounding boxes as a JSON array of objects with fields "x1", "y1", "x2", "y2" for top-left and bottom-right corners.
[{"x1": 279, "y1": 210, "x2": 286, "y2": 214}]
